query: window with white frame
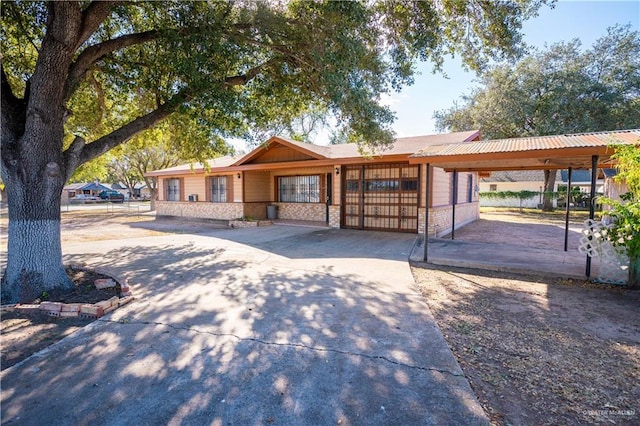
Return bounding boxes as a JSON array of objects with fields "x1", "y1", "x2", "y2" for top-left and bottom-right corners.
[
  {"x1": 278, "y1": 175, "x2": 320, "y2": 203},
  {"x1": 210, "y1": 176, "x2": 227, "y2": 203},
  {"x1": 166, "y1": 178, "x2": 180, "y2": 201}
]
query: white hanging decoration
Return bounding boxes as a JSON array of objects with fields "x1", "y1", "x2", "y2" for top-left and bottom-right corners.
[{"x1": 579, "y1": 219, "x2": 629, "y2": 284}]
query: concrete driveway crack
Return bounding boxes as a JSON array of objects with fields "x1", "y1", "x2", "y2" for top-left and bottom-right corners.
[{"x1": 101, "y1": 319, "x2": 464, "y2": 378}]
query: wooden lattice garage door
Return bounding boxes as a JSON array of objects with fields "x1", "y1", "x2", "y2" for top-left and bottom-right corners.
[{"x1": 342, "y1": 163, "x2": 419, "y2": 232}]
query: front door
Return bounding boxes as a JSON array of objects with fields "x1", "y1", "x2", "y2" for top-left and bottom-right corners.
[{"x1": 342, "y1": 163, "x2": 419, "y2": 232}]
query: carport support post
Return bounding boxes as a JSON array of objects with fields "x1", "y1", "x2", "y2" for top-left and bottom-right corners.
[
  {"x1": 451, "y1": 171, "x2": 458, "y2": 240},
  {"x1": 564, "y1": 167, "x2": 572, "y2": 252},
  {"x1": 586, "y1": 155, "x2": 599, "y2": 278},
  {"x1": 423, "y1": 164, "x2": 430, "y2": 262}
]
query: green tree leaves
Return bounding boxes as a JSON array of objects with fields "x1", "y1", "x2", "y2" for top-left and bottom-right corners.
[
  {"x1": 434, "y1": 25, "x2": 640, "y2": 138},
  {"x1": 2, "y1": 0, "x2": 552, "y2": 168},
  {"x1": 602, "y1": 143, "x2": 640, "y2": 287}
]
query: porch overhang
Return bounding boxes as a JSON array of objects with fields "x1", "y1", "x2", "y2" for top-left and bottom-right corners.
[
  {"x1": 409, "y1": 146, "x2": 620, "y2": 171},
  {"x1": 411, "y1": 129, "x2": 640, "y2": 280},
  {"x1": 408, "y1": 129, "x2": 640, "y2": 171}
]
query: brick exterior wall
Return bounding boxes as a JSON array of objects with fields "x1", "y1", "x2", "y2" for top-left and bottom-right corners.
[
  {"x1": 328, "y1": 205, "x2": 340, "y2": 228},
  {"x1": 157, "y1": 200, "x2": 333, "y2": 224},
  {"x1": 418, "y1": 202, "x2": 479, "y2": 237},
  {"x1": 273, "y1": 202, "x2": 325, "y2": 222},
  {"x1": 156, "y1": 201, "x2": 243, "y2": 220}
]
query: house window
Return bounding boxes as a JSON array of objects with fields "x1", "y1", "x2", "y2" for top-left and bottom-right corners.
[
  {"x1": 467, "y1": 174, "x2": 473, "y2": 203},
  {"x1": 489, "y1": 184, "x2": 498, "y2": 191},
  {"x1": 166, "y1": 178, "x2": 180, "y2": 201},
  {"x1": 210, "y1": 176, "x2": 227, "y2": 203},
  {"x1": 278, "y1": 175, "x2": 320, "y2": 203},
  {"x1": 401, "y1": 179, "x2": 418, "y2": 191},
  {"x1": 365, "y1": 180, "x2": 399, "y2": 191}
]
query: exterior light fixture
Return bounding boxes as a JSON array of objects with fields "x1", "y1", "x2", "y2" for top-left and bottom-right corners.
[
  {"x1": 237, "y1": 173, "x2": 241, "y2": 179},
  {"x1": 335, "y1": 167, "x2": 340, "y2": 175}
]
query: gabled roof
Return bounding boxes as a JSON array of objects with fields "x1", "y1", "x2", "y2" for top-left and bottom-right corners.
[
  {"x1": 81, "y1": 182, "x2": 112, "y2": 191},
  {"x1": 64, "y1": 182, "x2": 112, "y2": 191},
  {"x1": 146, "y1": 131, "x2": 481, "y2": 176},
  {"x1": 63, "y1": 183, "x2": 87, "y2": 190},
  {"x1": 232, "y1": 130, "x2": 481, "y2": 163},
  {"x1": 410, "y1": 129, "x2": 640, "y2": 171}
]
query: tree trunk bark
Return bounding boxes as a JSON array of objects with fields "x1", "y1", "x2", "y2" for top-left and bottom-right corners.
[
  {"x1": 0, "y1": 4, "x2": 83, "y2": 303},
  {"x1": 2, "y1": 173, "x2": 71, "y2": 303},
  {"x1": 542, "y1": 169, "x2": 556, "y2": 211},
  {"x1": 149, "y1": 187, "x2": 158, "y2": 211}
]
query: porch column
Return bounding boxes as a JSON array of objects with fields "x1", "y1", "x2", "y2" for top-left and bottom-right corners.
[
  {"x1": 423, "y1": 163, "x2": 431, "y2": 262},
  {"x1": 564, "y1": 167, "x2": 572, "y2": 252},
  {"x1": 451, "y1": 170, "x2": 458, "y2": 240},
  {"x1": 586, "y1": 156, "x2": 599, "y2": 278}
]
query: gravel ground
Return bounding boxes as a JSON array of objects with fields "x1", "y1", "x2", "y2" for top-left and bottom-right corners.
[{"x1": 412, "y1": 208, "x2": 639, "y2": 425}]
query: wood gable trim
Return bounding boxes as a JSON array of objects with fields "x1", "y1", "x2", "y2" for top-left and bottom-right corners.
[
  {"x1": 462, "y1": 130, "x2": 482, "y2": 142},
  {"x1": 232, "y1": 136, "x2": 328, "y2": 166},
  {"x1": 227, "y1": 154, "x2": 414, "y2": 172}
]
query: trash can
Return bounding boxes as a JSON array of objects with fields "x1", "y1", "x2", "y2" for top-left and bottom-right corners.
[{"x1": 267, "y1": 205, "x2": 277, "y2": 220}]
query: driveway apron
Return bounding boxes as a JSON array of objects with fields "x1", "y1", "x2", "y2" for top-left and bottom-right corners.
[{"x1": 1, "y1": 226, "x2": 487, "y2": 425}]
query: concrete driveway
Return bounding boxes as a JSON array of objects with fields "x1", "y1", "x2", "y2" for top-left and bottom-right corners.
[{"x1": 1, "y1": 225, "x2": 487, "y2": 425}]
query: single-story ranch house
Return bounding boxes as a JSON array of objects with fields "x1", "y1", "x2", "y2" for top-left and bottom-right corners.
[{"x1": 146, "y1": 131, "x2": 483, "y2": 236}]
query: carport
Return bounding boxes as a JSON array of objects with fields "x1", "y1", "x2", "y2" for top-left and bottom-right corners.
[{"x1": 409, "y1": 129, "x2": 640, "y2": 279}]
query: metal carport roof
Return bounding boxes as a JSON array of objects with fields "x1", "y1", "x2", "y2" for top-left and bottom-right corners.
[
  {"x1": 409, "y1": 129, "x2": 640, "y2": 171},
  {"x1": 410, "y1": 129, "x2": 640, "y2": 281}
]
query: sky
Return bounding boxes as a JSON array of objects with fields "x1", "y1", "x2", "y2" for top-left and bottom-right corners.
[{"x1": 231, "y1": 0, "x2": 640, "y2": 152}]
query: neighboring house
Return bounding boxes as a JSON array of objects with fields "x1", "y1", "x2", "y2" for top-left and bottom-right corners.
[
  {"x1": 61, "y1": 182, "x2": 112, "y2": 203},
  {"x1": 110, "y1": 182, "x2": 150, "y2": 199},
  {"x1": 133, "y1": 183, "x2": 151, "y2": 200},
  {"x1": 146, "y1": 131, "x2": 483, "y2": 236},
  {"x1": 479, "y1": 170, "x2": 560, "y2": 208},
  {"x1": 479, "y1": 169, "x2": 605, "y2": 208},
  {"x1": 110, "y1": 182, "x2": 129, "y2": 198},
  {"x1": 559, "y1": 169, "x2": 605, "y2": 194}
]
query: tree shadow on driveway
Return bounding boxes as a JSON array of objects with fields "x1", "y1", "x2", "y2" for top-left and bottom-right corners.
[{"x1": 1, "y1": 232, "x2": 487, "y2": 425}]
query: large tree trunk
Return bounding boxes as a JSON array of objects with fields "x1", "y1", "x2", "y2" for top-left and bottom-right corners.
[
  {"x1": 1, "y1": 87, "x2": 73, "y2": 303},
  {"x1": 144, "y1": 176, "x2": 159, "y2": 211},
  {"x1": 2, "y1": 3, "x2": 177, "y2": 302},
  {"x1": 2, "y1": 176, "x2": 71, "y2": 303},
  {"x1": 1, "y1": 3, "x2": 82, "y2": 303},
  {"x1": 149, "y1": 187, "x2": 159, "y2": 211},
  {"x1": 542, "y1": 169, "x2": 557, "y2": 211}
]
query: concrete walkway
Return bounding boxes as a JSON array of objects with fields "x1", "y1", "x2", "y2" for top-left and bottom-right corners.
[
  {"x1": 1, "y1": 226, "x2": 487, "y2": 425},
  {"x1": 411, "y1": 237, "x2": 599, "y2": 280}
]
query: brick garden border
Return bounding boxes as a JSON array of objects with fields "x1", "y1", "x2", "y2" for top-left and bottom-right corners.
[{"x1": 13, "y1": 264, "x2": 135, "y2": 319}]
